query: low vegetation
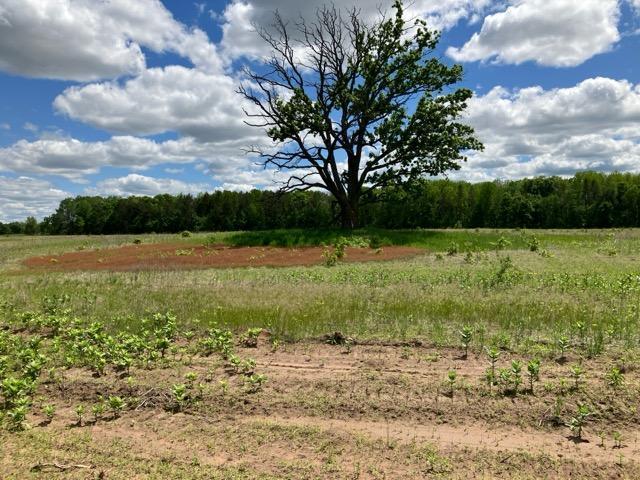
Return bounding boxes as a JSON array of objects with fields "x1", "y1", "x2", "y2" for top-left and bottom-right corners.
[{"x1": 1, "y1": 228, "x2": 639, "y2": 478}]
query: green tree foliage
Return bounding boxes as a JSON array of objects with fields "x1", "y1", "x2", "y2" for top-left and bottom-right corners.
[
  {"x1": 38, "y1": 190, "x2": 334, "y2": 234},
  {"x1": 22, "y1": 217, "x2": 38, "y2": 235},
  {"x1": 239, "y1": 1, "x2": 482, "y2": 228},
  {"x1": 5, "y1": 171, "x2": 640, "y2": 235},
  {"x1": 365, "y1": 172, "x2": 640, "y2": 229}
]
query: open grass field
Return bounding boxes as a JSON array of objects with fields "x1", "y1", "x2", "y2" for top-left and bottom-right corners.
[{"x1": 1, "y1": 228, "x2": 640, "y2": 479}]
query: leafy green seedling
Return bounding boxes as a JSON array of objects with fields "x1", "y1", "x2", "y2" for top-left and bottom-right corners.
[
  {"x1": 511, "y1": 360, "x2": 523, "y2": 393},
  {"x1": 613, "y1": 431, "x2": 623, "y2": 449},
  {"x1": 497, "y1": 368, "x2": 512, "y2": 396},
  {"x1": 446, "y1": 370, "x2": 457, "y2": 397},
  {"x1": 218, "y1": 380, "x2": 229, "y2": 395},
  {"x1": 42, "y1": 404, "x2": 56, "y2": 423},
  {"x1": 526, "y1": 359, "x2": 541, "y2": 394},
  {"x1": 557, "y1": 335, "x2": 570, "y2": 360},
  {"x1": 566, "y1": 403, "x2": 591, "y2": 441},
  {"x1": 244, "y1": 373, "x2": 267, "y2": 393},
  {"x1": 485, "y1": 346, "x2": 500, "y2": 387},
  {"x1": 606, "y1": 367, "x2": 624, "y2": 389},
  {"x1": 569, "y1": 364, "x2": 584, "y2": 391},
  {"x1": 6, "y1": 401, "x2": 29, "y2": 431},
  {"x1": 171, "y1": 384, "x2": 189, "y2": 411},
  {"x1": 460, "y1": 326, "x2": 472, "y2": 359},
  {"x1": 92, "y1": 403, "x2": 105, "y2": 423},
  {"x1": 75, "y1": 405, "x2": 85, "y2": 426},
  {"x1": 108, "y1": 396, "x2": 125, "y2": 418}
]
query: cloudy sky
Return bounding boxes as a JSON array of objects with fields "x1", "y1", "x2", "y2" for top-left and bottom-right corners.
[{"x1": 0, "y1": 0, "x2": 639, "y2": 221}]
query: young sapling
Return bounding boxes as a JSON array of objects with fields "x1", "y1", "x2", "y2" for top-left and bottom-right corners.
[
  {"x1": 510, "y1": 360, "x2": 523, "y2": 394},
  {"x1": 566, "y1": 403, "x2": 591, "y2": 441},
  {"x1": 108, "y1": 396, "x2": 125, "y2": 418},
  {"x1": 446, "y1": 370, "x2": 457, "y2": 398},
  {"x1": 92, "y1": 403, "x2": 105, "y2": 423},
  {"x1": 42, "y1": 404, "x2": 56, "y2": 423},
  {"x1": 606, "y1": 367, "x2": 624, "y2": 389},
  {"x1": 557, "y1": 336, "x2": 570, "y2": 361},
  {"x1": 527, "y1": 359, "x2": 541, "y2": 394},
  {"x1": 569, "y1": 364, "x2": 584, "y2": 391},
  {"x1": 484, "y1": 346, "x2": 500, "y2": 388},
  {"x1": 460, "y1": 326, "x2": 473, "y2": 359},
  {"x1": 75, "y1": 404, "x2": 85, "y2": 426}
]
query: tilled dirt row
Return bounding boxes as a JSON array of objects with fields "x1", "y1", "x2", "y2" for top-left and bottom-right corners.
[{"x1": 2, "y1": 342, "x2": 639, "y2": 479}]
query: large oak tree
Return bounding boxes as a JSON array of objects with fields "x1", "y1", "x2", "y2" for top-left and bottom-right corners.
[{"x1": 239, "y1": 1, "x2": 483, "y2": 228}]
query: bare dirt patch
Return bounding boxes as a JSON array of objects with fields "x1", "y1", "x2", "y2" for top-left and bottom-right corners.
[
  {"x1": 22, "y1": 243, "x2": 423, "y2": 272},
  {"x1": 2, "y1": 342, "x2": 639, "y2": 479},
  {"x1": 3, "y1": 341, "x2": 639, "y2": 479}
]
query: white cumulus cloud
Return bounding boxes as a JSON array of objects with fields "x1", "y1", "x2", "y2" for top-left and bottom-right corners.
[
  {"x1": 456, "y1": 77, "x2": 640, "y2": 180},
  {"x1": 54, "y1": 66, "x2": 255, "y2": 143},
  {"x1": 0, "y1": 136, "x2": 260, "y2": 179},
  {"x1": 447, "y1": 0, "x2": 621, "y2": 67},
  {"x1": 0, "y1": 0, "x2": 220, "y2": 81},
  {"x1": 219, "y1": 0, "x2": 493, "y2": 60},
  {"x1": 87, "y1": 174, "x2": 211, "y2": 197},
  {"x1": 0, "y1": 176, "x2": 69, "y2": 222}
]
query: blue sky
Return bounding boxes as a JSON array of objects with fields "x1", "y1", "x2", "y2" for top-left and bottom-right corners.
[{"x1": 0, "y1": 0, "x2": 639, "y2": 221}]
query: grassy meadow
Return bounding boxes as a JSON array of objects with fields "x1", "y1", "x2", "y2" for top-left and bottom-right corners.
[
  {"x1": 2, "y1": 228, "x2": 640, "y2": 479},
  {"x1": 2, "y1": 228, "x2": 639, "y2": 350}
]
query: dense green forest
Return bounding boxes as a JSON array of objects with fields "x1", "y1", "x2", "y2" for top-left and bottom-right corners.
[{"x1": 4, "y1": 171, "x2": 640, "y2": 235}]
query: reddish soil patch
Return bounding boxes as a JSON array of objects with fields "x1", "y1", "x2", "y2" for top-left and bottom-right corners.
[{"x1": 23, "y1": 243, "x2": 423, "y2": 272}]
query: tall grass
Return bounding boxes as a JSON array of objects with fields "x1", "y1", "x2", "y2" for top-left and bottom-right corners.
[
  {"x1": 2, "y1": 230, "x2": 640, "y2": 354},
  {"x1": 224, "y1": 227, "x2": 595, "y2": 249}
]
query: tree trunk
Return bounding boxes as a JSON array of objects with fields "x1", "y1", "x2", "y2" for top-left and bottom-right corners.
[{"x1": 340, "y1": 201, "x2": 359, "y2": 229}]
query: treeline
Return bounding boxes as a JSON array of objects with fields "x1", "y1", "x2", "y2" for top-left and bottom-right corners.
[
  {"x1": 4, "y1": 172, "x2": 640, "y2": 234},
  {"x1": 366, "y1": 171, "x2": 640, "y2": 229},
  {"x1": 40, "y1": 191, "x2": 334, "y2": 235}
]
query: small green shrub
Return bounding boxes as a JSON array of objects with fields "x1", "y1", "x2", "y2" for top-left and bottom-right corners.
[
  {"x1": 566, "y1": 403, "x2": 591, "y2": 440},
  {"x1": 459, "y1": 326, "x2": 472, "y2": 359},
  {"x1": 569, "y1": 364, "x2": 584, "y2": 391},
  {"x1": 606, "y1": 367, "x2": 624, "y2": 389},
  {"x1": 92, "y1": 403, "x2": 105, "y2": 423},
  {"x1": 244, "y1": 373, "x2": 267, "y2": 393},
  {"x1": 526, "y1": 359, "x2": 541, "y2": 394},
  {"x1": 107, "y1": 396, "x2": 125, "y2": 418},
  {"x1": 75, "y1": 404, "x2": 85, "y2": 426},
  {"x1": 446, "y1": 242, "x2": 459, "y2": 256},
  {"x1": 491, "y1": 236, "x2": 511, "y2": 251},
  {"x1": 42, "y1": 404, "x2": 56, "y2": 423},
  {"x1": 322, "y1": 237, "x2": 351, "y2": 266}
]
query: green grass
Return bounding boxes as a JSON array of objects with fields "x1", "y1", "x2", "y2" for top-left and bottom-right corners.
[
  {"x1": 224, "y1": 227, "x2": 614, "y2": 250},
  {"x1": 1, "y1": 228, "x2": 640, "y2": 354},
  {"x1": 0, "y1": 227, "x2": 629, "y2": 267},
  {"x1": 3, "y1": 228, "x2": 640, "y2": 479}
]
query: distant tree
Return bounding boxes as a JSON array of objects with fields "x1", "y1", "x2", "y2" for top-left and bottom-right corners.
[
  {"x1": 7, "y1": 222, "x2": 24, "y2": 234},
  {"x1": 239, "y1": 0, "x2": 483, "y2": 228},
  {"x1": 23, "y1": 216, "x2": 39, "y2": 235}
]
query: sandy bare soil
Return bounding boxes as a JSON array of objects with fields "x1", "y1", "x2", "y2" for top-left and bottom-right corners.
[{"x1": 2, "y1": 337, "x2": 638, "y2": 479}]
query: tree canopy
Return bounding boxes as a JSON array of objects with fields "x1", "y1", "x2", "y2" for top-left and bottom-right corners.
[
  {"x1": 4, "y1": 172, "x2": 640, "y2": 235},
  {"x1": 239, "y1": 0, "x2": 482, "y2": 227}
]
